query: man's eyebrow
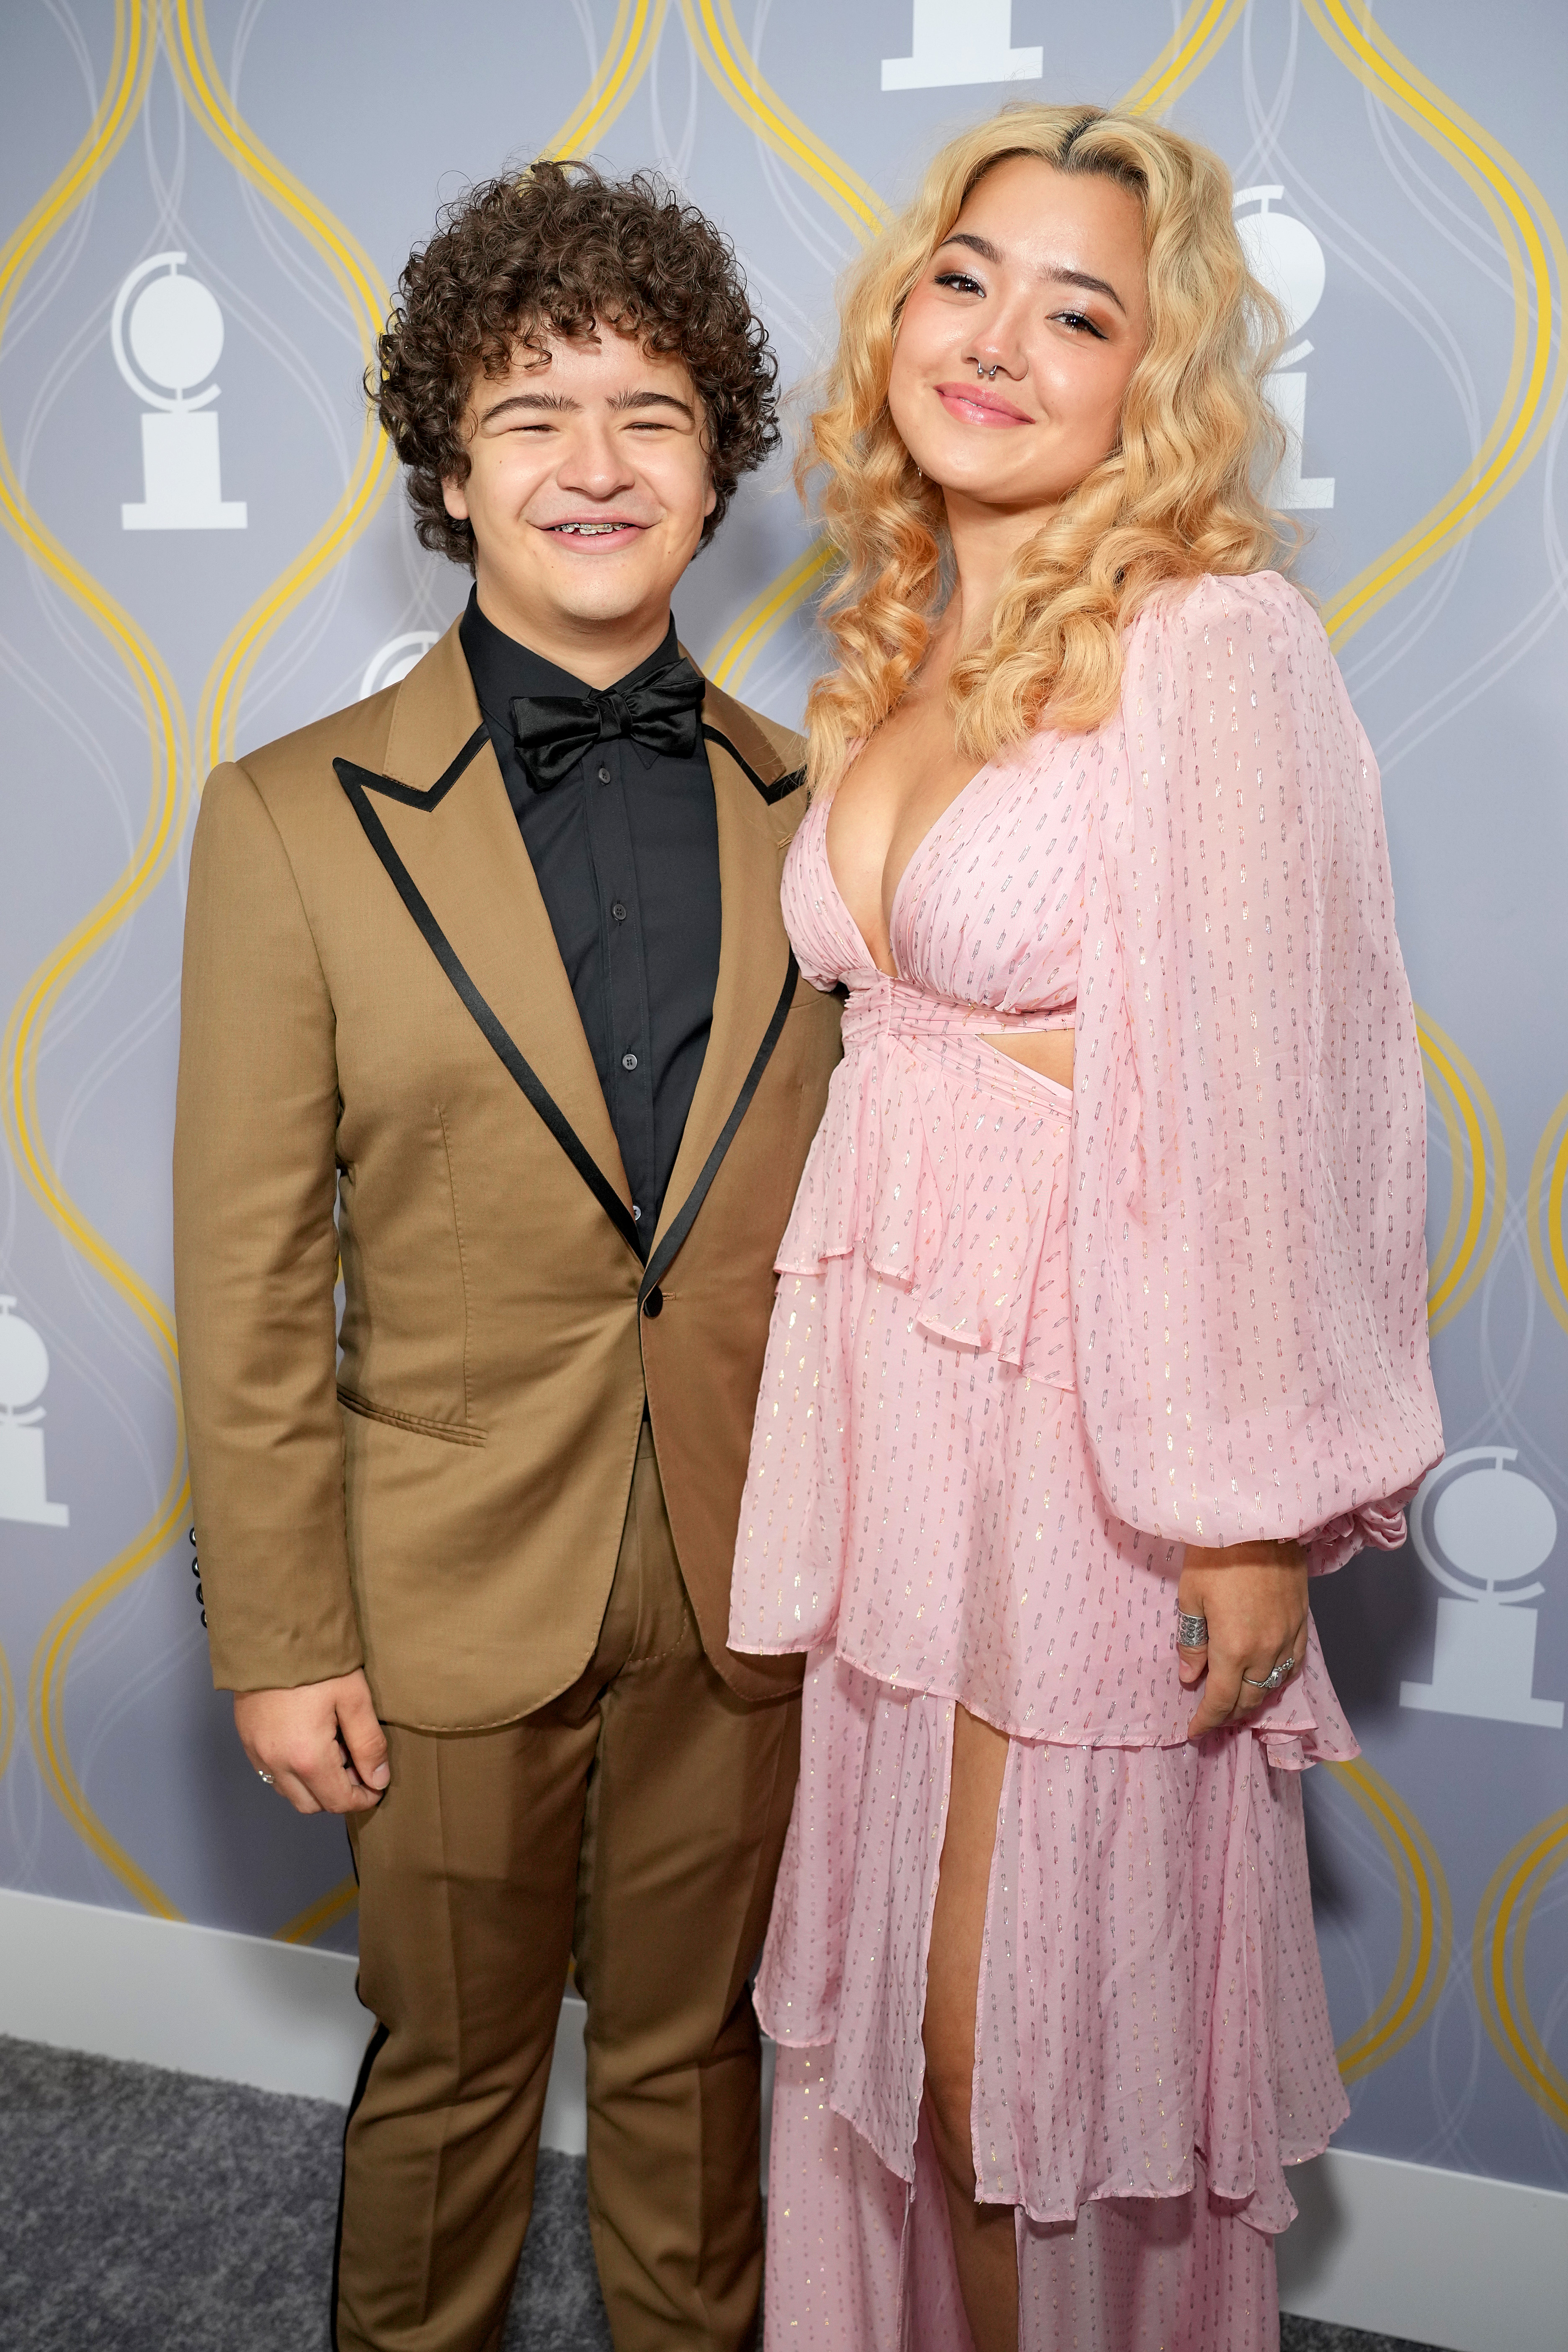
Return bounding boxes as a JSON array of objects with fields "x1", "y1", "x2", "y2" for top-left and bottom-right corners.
[
  {"x1": 936, "y1": 231, "x2": 1127, "y2": 315},
  {"x1": 608, "y1": 389, "x2": 695, "y2": 420},
  {"x1": 478, "y1": 390, "x2": 577, "y2": 425}
]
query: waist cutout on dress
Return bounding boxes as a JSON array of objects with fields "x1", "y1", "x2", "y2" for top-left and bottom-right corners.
[{"x1": 778, "y1": 973, "x2": 1076, "y2": 1387}]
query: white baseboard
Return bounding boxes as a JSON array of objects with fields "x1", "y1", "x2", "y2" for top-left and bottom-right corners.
[
  {"x1": 0, "y1": 1887, "x2": 587, "y2": 2156},
  {"x1": 4, "y1": 1888, "x2": 1564, "y2": 2349},
  {"x1": 1276, "y1": 2143, "x2": 1568, "y2": 2352}
]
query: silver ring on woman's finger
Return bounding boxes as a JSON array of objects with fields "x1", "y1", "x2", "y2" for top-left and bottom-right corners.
[
  {"x1": 257, "y1": 1769, "x2": 275, "y2": 1786},
  {"x1": 1175, "y1": 1611, "x2": 1208, "y2": 1648},
  {"x1": 1241, "y1": 1656, "x2": 1295, "y2": 1693}
]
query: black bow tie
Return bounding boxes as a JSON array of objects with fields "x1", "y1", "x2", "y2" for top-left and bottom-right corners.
[{"x1": 509, "y1": 655, "x2": 705, "y2": 793}]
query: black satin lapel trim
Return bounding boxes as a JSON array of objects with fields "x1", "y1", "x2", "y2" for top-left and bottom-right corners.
[
  {"x1": 701, "y1": 724, "x2": 804, "y2": 808},
  {"x1": 337, "y1": 723, "x2": 489, "y2": 812},
  {"x1": 640, "y1": 950, "x2": 799, "y2": 1304},
  {"x1": 335, "y1": 760, "x2": 643, "y2": 1261}
]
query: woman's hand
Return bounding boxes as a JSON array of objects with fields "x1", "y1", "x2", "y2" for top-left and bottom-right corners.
[{"x1": 1176, "y1": 1540, "x2": 1309, "y2": 1739}]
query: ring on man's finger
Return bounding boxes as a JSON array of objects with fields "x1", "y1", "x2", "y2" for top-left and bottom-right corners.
[{"x1": 257, "y1": 1769, "x2": 276, "y2": 1786}]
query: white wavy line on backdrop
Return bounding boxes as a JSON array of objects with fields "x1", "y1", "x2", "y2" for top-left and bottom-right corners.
[
  {"x1": 1300, "y1": 1766, "x2": 1389, "y2": 2038},
  {"x1": 0, "y1": 13, "x2": 191, "y2": 1581},
  {"x1": 1232, "y1": 0, "x2": 1303, "y2": 196},
  {"x1": 218, "y1": 0, "x2": 469, "y2": 746},
  {"x1": 1533, "y1": 1873, "x2": 1568, "y2": 2174},
  {"x1": 1235, "y1": 65, "x2": 1489, "y2": 702},
  {"x1": 1377, "y1": 397, "x2": 1568, "y2": 777},
  {"x1": 1474, "y1": 1203, "x2": 1566, "y2": 1511},
  {"x1": 1318, "y1": 83, "x2": 1565, "y2": 709},
  {"x1": 750, "y1": 0, "x2": 856, "y2": 279},
  {"x1": 649, "y1": 1, "x2": 701, "y2": 187},
  {"x1": 229, "y1": 0, "x2": 363, "y2": 351},
  {"x1": 1, "y1": 0, "x2": 105, "y2": 360},
  {"x1": 74, "y1": 1591, "x2": 208, "y2": 1795},
  {"x1": 567, "y1": 0, "x2": 603, "y2": 88},
  {"x1": 1362, "y1": 77, "x2": 1514, "y2": 301},
  {"x1": 1418, "y1": 1953, "x2": 1487, "y2": 2173}
]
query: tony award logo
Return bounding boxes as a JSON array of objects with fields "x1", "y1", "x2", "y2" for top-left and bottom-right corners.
[
  {"x1": 1234, "y1": 188, "x2": 1334, "y2": 511},
  {"x1": 113, "y1": 253, "x2": 246, "y2": 531},
  {"x1": 1401, "y1": 1449, "x2": 1563, "y2": 1730},
  {"x1": 360, "y1": 633, "x2": 439, "y2": 700},
  {"x1": 0, "y1": 1298, "x2": 69, "y2": 1529}
]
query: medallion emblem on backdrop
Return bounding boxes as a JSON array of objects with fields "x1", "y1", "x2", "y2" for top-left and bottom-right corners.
[
  {"x1": 1401, "y1": 1449, "x2": 1564, "y2": 1730},
  {"x1": 0, "y1": 1298, "x2": 69, "y2": 1529},
  {"x1": 113, "y1": 253, "x2": 247, "y2": 531},
  {"x1": 359, "y1": 633, "x2": 440, "y2": 700},
  {"x1": 881, "y1": 1, "x2": 1042, "y2": 90},
  {"x1": 1234, "y1": 188, "x2": 1336, "y2": 511}
]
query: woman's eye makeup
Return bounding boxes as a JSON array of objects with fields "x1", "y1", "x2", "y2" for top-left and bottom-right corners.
[{"x1": 930, "y1": 270, "x2": 1109, "y2": 341}]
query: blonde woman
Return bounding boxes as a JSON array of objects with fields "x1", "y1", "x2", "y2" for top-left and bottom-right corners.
[{"x1": 729, "y1": 106, "x2": 1441, "y2": 2351}]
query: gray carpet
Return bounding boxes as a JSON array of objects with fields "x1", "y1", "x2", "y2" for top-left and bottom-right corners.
[{"x1": 0, "y1": 2034, "x2": 1437, "y2": 2350}]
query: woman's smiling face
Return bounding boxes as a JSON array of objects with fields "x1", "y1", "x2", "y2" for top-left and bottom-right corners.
[{"x1": 888, "y1": 154, "x2": 1149, "y2": 518}]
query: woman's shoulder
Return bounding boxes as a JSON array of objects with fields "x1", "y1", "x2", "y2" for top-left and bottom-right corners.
[{"x1": 1127, "y1": 566, "x2": 1329, "y2": 661}]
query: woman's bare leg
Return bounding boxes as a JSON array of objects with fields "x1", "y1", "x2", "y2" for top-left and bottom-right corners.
[{"x1": 922, "y1": 1703, "x2": 1018, "y2": 2352}]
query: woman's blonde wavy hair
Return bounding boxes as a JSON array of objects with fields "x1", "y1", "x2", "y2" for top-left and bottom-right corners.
[{"x1": 801, "y1": 105, "x2": 1294, "y2": 789}]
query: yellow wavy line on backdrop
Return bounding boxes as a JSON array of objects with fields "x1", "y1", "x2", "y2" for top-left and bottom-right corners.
[
  {"x1": 1327, "y1": 1760, "x2": 1452, "y2": 2082},
  {"x1": 679, "y1": 0, "x2": 890, "y2": 243},
  {"x1": 276, "y1": 1874, "x2": 361, "y2": 1948},
  {"x1": 0, "y1": 1641, "x2": 15, "y2": 1788},
  {"x1": 1306, "y1": 1, "x2": 1568, "y2": 647},
  {"x1": 1416, "y1": 1011, "x2": 1506, "y2": 1331},
  {"x1": 1122, "y1": 0, "x2": 1248, "y2": 118},
  {"x1": 706, "y1": 539, "x2": 834, "y2": 694},
  {"x1": 1474, "y1": 1807, "x2": 1568, "y2": 2130},
  {"x1": 1, "y1": 5, "x2": 189, "y2": 1917},
  {"x1": 1526, "y1": 1092, "x2": 1568, "y2": 1335},
  {"x1": 161, "y1": 0, "x2": 397, "y2": 775},
  {"x1": 542, "y1": 0, "x2": 671, "y2": 161}
]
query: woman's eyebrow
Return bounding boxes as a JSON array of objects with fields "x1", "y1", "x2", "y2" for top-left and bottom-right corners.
[{"x1": 936, "y1": 231, "x2": 1126, "y2": 315}]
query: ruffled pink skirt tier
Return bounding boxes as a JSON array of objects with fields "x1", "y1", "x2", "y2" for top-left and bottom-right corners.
[
  {"x1": 734, "y1": 985, "x2": 1357, "y2": 2349},
  {"x1": 758, "y1": 1654, "x2": 1348, "y2": 2349}
]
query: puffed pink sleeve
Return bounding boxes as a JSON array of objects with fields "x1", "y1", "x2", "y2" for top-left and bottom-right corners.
[{"x1": 1069, "y1": 571, "x2": 1442, "y2": 1570}]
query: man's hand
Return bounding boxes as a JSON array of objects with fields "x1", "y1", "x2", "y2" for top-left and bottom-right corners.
[
  {"x1": 234, "y1": 1669, "x2": 390, "y2": 1816},
  {"x1": 1177, "y1": 1541, "x2": 1309, "y2": 1740}
]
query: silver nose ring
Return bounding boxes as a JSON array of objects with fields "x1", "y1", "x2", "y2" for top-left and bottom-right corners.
[{"x1": 974, "y1": 359, "x2": 1001, "y2": 379}]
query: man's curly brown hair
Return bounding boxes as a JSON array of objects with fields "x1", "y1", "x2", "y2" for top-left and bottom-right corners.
[{"x1": 370, "y1": 161, "x2": 780, "y2": 566}]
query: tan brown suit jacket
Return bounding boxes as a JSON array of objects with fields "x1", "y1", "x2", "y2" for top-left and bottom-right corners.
[{"x1": 173, "y1": 620, "x2": 840, "y2": 1729}]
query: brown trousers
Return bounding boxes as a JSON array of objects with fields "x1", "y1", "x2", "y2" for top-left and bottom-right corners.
[{"x1": 335, "y1": 1424, "x2": 800, "y2": 2352}]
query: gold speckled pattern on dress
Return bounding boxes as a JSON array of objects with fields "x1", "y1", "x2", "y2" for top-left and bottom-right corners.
[{"x1": 730, "y1": 574, "x2": 1443, "y2": 2351}]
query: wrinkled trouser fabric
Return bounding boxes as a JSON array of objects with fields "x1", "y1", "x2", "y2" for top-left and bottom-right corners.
[{"x1": 336, "y1": 1424, "x2": 800, "y2": 2352}]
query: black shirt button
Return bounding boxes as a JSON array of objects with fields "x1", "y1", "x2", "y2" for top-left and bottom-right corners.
[
  {"x1": 598, "y1": 764, "x2": 612, "y2": 784},
  {"x1": 642, "y1": 1286, "x2": 663, "y2": 1318},
  {"x1": 611, "y1": 901, "x2": 627, "y2": 922},
  {"x1": 622, "y1": 1051, "x2": 638, "y2": 1070}
]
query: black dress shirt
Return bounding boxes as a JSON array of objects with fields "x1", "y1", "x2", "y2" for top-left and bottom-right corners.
[{"x1": 459, "y1": 590, "x2": 722, "y2": 1247}]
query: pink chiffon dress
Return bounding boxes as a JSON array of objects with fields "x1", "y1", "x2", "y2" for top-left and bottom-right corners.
[{"x1": 729, "y1": 572, "x2": 1443, "y2": 2350}]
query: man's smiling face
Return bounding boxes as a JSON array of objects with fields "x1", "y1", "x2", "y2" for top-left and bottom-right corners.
[{"x1": 442, "y1": 324, "x2": 717, "y2": 681}]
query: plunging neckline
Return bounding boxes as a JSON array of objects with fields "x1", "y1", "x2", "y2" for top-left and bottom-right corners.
[{"x1": 820, "y1": 755, "x2": 994, "y2": 980}]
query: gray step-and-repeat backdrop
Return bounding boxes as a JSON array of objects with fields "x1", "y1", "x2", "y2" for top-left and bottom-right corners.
[{"x1": 1, "y1": 0, "x2": 1564, "y2": 2205}]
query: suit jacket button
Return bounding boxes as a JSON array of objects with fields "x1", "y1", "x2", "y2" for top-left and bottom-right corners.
[{"x1": 642, "y1": 1287, "x2": 663, "y2": 1318}]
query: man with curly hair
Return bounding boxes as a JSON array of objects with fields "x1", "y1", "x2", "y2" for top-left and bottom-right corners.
[{"x1": 173, "y1": 162, "x2": 840, "y2": 2352}]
